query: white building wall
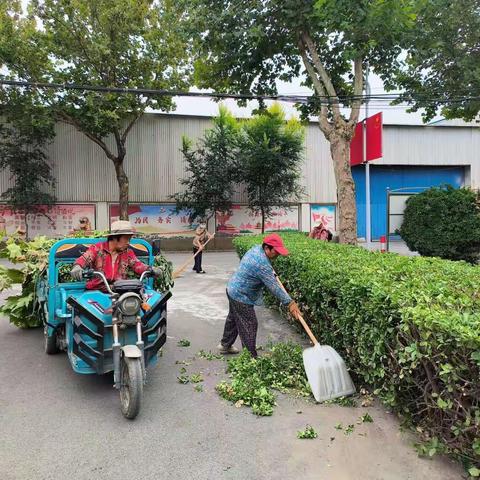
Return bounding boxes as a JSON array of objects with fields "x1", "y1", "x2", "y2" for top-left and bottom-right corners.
[{"x1": 1, "y1": 113, "x2": 478, "y2": 205}]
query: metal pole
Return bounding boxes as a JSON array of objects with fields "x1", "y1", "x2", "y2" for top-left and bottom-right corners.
[
  {"x1": 364, "y1": 66, "x2": 371, "y2": 246},
  {"x1": 386, "y1": 188, "x2": 390, "y2": 253}
]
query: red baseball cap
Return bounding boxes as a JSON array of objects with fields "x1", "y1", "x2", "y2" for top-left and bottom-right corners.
[{"x1": 263, "y1": 233, "x2": 289, "y2": 256}]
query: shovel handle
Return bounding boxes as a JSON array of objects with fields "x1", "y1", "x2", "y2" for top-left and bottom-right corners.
[
  {"x1": 296, "y1": 313, "x2": 319, "y2": 346},
  {"x1": 275, "y1": 273, "x2": 319, "y2": 346}
]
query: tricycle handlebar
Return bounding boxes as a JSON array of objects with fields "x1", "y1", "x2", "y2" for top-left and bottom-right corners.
[
  {"x1": 140, "y1": 268, "x2": 154, "y2": 282},
  {"x1": 83, "y1": 268, "x2": 153, "y2": 295},
  {"x1": 85, "y1": 270, "x2": 115, "y2": 295}
]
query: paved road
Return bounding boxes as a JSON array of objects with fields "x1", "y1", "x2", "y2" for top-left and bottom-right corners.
[{"x1": 0, "y1": 252, "x2": 463, "y2": 480}]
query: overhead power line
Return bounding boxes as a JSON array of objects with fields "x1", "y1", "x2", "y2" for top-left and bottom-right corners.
[{"x1": 0, "y1": 79, "x2": 478, "y2": 106}]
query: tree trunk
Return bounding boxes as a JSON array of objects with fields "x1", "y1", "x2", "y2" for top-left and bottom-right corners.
[
  {"x1": 329, "y1": 131, "x2": 358, "y2": 244},
  {"x1": 114, "y1": 159, "x2": 129, "y2": 220},
  {"x1": 261, "y1": 206, "x2": 265, "y2": 233},
  {"x1": 24, "y1": 213, "x2": 30, "y2": 241}
]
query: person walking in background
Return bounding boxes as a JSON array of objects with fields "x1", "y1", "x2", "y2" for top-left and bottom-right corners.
[{"x1": 192, "y1": 223, "x2": 212, "y2": 274}]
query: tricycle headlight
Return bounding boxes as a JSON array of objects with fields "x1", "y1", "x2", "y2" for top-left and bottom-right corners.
[{"x1": 119, "y1": 294, "x2": 141, "y2": 316}]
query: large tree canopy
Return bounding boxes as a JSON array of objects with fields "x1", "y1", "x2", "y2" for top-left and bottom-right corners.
[
  {"x1": 188, "y1": 0, "x2": 416, "y2": 243},
  {"x1": 395, "y1": 0, "x2": 480, "y2": 122},
  {"x1": 1, "y1": 0, "x2": 192, "y2": 219}
]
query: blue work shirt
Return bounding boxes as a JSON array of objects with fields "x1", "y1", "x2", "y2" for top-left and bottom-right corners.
[{"x1": 227, "y1": 245, "x2": 292, "y2": 306}]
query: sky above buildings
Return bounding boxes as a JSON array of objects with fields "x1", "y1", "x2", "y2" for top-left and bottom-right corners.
[{"x1": 170, "y1": 73, "x2": 443, "y2": 125}]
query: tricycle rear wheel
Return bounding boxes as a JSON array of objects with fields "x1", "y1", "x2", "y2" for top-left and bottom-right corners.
[{"x1": 120, "y1": 357, "x2": 143, "y2": 419}]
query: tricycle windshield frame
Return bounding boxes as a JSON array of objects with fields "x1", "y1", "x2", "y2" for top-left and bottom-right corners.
[{"x1": 47, "y1": 238, "x2": 154, "y2": 288}]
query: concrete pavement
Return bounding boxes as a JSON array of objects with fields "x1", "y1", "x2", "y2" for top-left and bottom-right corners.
[{"x1": 0, "y1": 252, "x2": 463, "y2": 480}]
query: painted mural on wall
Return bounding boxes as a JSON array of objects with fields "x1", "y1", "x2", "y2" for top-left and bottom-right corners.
[
  {"x1": 0, "y1": 204, "x2": 96, "y2": 238},
  {"x1": 109, "y1": 204, "x2": 196, "y2": 236},
  {"x1": 216, "y1": 205, "x2": 299, "y2": 236},
  {"x1": 310, "y1": 205, "x2": 336, "y2": 232}
]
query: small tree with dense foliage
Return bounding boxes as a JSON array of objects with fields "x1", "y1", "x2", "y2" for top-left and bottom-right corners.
[
  {"x1": 172, "y1": 106, "x2": 239, "y2": 223},
  {"x1": 400, "y1": 186, "x2": 480, "y2": 263},
  {"x1": 238, "y1": 104, "x2": 304, "y2": 233},
  {"x1": 0, "y1": 92, "x2": 56, "y2": 237}
]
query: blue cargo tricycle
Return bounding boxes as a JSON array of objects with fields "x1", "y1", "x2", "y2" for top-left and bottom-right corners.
[{"x1": 36, "y1": 238, "x2": 171, "y2": 419}]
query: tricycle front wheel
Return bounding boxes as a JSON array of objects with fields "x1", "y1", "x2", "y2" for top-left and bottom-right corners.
[
  {"x1": 120, "y1": 357, "x2": 143, "y2": 419},
  {"x1": 44, "y1": 326, "x2": 59, "y2": 355}
]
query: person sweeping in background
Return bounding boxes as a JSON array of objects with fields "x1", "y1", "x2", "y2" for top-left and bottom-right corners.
[
  {"x1": 218, "y1": 233, "x2": 301, "y2": 357},
  {"x1": 192, "y1": 223, "x2": 212, "y2": 274}
]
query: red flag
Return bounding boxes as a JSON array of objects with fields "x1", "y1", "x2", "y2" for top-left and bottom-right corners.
[
  {"x1": 350, "y1": 121, "x2": 364, "y2": 166},
  {"x1": 366, "y1": 112, "x2": 382, "y2": 161}
]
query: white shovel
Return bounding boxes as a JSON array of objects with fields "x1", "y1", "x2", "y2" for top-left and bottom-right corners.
[{"x1": 276, "y1": 275, "x2": 356, "y2": 403}]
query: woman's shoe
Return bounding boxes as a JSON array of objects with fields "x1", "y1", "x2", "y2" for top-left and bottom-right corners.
[
  {"x1": 197, "y1": 270, "x2": 206, "y2": 274},
  {"x1": 217, "y1": 343, "x2": 239, "y2": 354}
]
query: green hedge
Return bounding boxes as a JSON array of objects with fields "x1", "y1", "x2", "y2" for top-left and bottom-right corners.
[
  {"x1": 233, "y1": 233, "x2": 480, "y2": 473},
  {"x1": 400, "y1": 186, "x2": 480, "y2": 263}
]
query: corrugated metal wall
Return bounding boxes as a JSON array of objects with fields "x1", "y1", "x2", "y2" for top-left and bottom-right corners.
[
  {"x1": 380, "y1": 125, "x2": 480, "y2": 169},
  {"x1": 1, "y1": 114, "x2": 479, "y2": 204},
  {"x1": 33, "y1": 114, "x2": 252, "y2": 204},
  {"x1": 303, "y1": 124, "x2": 336, "y2": 203}
]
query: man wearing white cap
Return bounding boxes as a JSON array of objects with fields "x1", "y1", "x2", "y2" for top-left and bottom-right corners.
[{"x1": 70, "y1": 220, "x2": 162, "y2": 291}]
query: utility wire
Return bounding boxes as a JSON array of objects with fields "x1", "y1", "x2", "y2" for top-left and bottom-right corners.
[{"x1": 0, "y1": 79, "x2": 478, "y2": 106}]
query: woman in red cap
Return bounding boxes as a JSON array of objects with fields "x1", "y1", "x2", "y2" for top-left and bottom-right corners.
[{"x1": 218, "y1": 233, "x2": 301, "y2": 357}]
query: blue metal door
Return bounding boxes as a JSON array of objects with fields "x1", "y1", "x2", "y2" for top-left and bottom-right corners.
[{"x1": 352, "y1": 165, "x2": 465, "y2": 240}]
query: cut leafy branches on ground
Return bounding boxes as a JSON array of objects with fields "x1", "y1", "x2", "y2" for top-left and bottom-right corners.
[
  {"x1": 297, "y1": 425, "x2": 318, "y2": 439},
  {"x1": 344, "y1": 424, "x2": 355, "y2": 436},
  {"x1": 359, "y1": 413, "x2": 374, "y2": 424},
  {"x1": 215, "y1": 342, "x2": 311, "y2": 416},
  {"x1": 190, "y1": 373, "x2": 204, "y2": 383},
  {"x1": 177, "y1": 375, "x2": 189, "y2": 384},
  {"x1": 177, "y1": 339, "x2": 191, "y2": 347},
  {"x1": 197, "y1": 349, "x2": 223, "y2": 360}
]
